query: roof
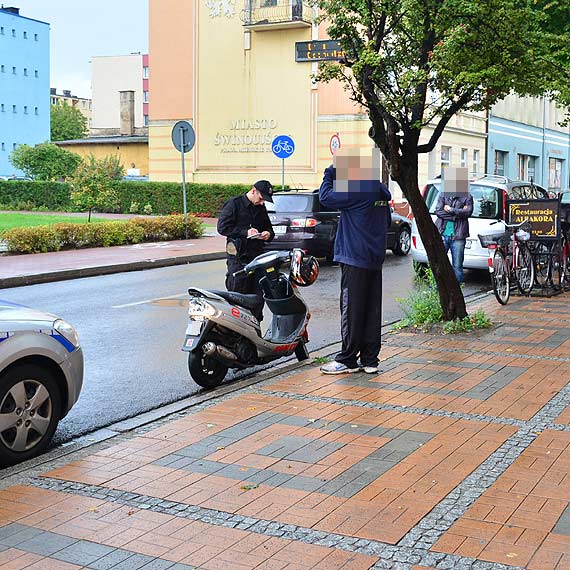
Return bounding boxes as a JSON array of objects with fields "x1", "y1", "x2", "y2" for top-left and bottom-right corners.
[
  {"x1": 0, "y1": 8, "x2": 49, "y2": 26},
  {"x1": 55, "y1": 136, "x2": 148, "y2": 146}
]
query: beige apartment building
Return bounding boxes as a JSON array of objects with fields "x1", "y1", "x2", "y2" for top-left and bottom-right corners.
[
  {"x1": 50, "y1": 88, "x2": 92, "y2": 125},
  {"x1": 148, "y1": 0, "x2": 487, "y2": 204},
  {"x1": 91, "y1": 54, "x2": 147, "y2": 136}
]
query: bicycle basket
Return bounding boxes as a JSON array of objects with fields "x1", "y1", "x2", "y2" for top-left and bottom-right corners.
[{"x1": 478, "y1": 232, "x2": 508, "y2": 248}]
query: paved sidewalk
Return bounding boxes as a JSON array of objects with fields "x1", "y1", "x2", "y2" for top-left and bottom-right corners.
[
  {"x1": 1, "y1": 294, "x2": 570, "y2": 569},
  {"x1": 0, "y1": 235, "x2": 226, "y2": 288}
]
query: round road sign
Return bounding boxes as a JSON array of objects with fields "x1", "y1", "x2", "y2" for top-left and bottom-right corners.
[
  {"x1": 172, "y1": 121, "x2": 196, "y2": 153},
  {"x1": 329, "y1": 133, "x2": 341, "y2": 155}
]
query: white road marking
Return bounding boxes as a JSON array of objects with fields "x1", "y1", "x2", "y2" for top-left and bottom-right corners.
[{"x1": 112, "y1": 293, "x2": 187, "y2": 308}]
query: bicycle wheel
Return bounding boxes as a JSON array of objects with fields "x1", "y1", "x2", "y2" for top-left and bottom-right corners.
[
  {"x1": 491, "y1": 249, "x2": 510, "y2": 305},
  {"x1": 562, "y1": 237, "x2": 570, "y2": 291},
  {"x1": 533, "y1": 242, "x2": 550, "y2": 287},
  {"x1": 516, "y1": 243, "x2": 535, "y2": 295}
]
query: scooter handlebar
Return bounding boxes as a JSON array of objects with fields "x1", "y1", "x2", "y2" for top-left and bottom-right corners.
[{"x1": 232, "y1": 268, "x2": 246, "y2": 277}]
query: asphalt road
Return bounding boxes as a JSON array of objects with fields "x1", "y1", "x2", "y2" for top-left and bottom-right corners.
[{"x1": 0, "y1": 254, "x2": 490, "y2": 445}]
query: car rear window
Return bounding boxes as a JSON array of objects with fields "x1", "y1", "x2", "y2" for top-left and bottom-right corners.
[
  {"x1": 426, "y1": 183, "x2": 500, "y2": 218},
  {"x1": 268, "y1": 194, "x2": 315, "y2": 213}
]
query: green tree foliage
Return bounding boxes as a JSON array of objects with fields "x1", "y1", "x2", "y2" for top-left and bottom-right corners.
[
  {"x1": 9, "y1": 143, "x2": 82, "y2": 181},
  {"x1": 50, "y1": 103, "x2": 88, "y2": 141},
  {"x1": 70, "y1": 155, "x2": 125, "y2": 221},
  {"x1": 317, "y1": 0, "x2": 569, "y2": 320}
]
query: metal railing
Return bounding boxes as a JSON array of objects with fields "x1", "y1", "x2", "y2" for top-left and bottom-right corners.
[{"x1": 241, "y1": 0, "x2": 314, "y2": 27}]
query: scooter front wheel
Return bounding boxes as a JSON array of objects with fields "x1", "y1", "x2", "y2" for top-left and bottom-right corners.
[{"x1": 188, "y1": 350, "x2": 228, "y2": 389}]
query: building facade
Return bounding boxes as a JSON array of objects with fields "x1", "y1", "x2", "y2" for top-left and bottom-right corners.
[
  {"x1": 148, "y1": 0, "x2": 487, "y2": 204},
  {"x1": 487, "y1": 95, "x2": 570, "y2": 193},
  {"x1": 90, "y1": 54, "x2": 147, "y2": 136},
  {"x1": 50, "y1": 88, "x2": 92, "y2": 126},
  {"x1": 0, "y1": 6, "x2": 49, "y2": 176}
]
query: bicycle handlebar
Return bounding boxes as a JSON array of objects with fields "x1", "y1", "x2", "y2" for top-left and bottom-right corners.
[{"x1": 491, "y1": 218, "x2": 530, "y2": 229}]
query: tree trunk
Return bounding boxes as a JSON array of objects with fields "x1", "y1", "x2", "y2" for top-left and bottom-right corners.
[
  {"x1": 397, "y1": 155, "x2": 467, "y2": 321},
  {"x1": 88, "y1": 208, "x2": 92, "y2": 223}
]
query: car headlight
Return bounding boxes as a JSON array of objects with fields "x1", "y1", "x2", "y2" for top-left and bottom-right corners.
[
  {"x1": 188, "y1": 298, "x2": 216, "y2": 317},
  {"x1": 53, "y1": 319, "x2": 80, "y2": 348}
]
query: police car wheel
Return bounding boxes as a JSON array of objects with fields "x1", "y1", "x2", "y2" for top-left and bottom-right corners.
[
  {"x1": 188, "y1": 351, "x2": 228, "y2": 389},
  {"x1": 0, "y1": 363, "x2": 62, "y2": 467}
]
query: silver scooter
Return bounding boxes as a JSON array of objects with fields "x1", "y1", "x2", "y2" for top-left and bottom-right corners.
[{"x1": 181, "y1": 249, "x2": 315, "y2": 388}]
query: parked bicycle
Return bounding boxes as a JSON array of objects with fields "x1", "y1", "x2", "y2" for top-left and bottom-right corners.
[{"x1": 479, "y1": 219, "x2": 535, "y2": 305}]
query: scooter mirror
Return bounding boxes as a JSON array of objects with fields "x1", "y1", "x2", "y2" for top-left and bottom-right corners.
[{"x1": 226, "y1": 242, "x2": 238, "y2": 256}]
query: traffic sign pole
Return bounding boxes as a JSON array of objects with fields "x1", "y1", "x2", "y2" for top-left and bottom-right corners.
[
  {"x1": 282, "y1": 159, "x2": 285, "y2": 191},
  {"x1": 180, "y1": 129, "x2": 188, "y2": 239},
  {"x1": 271, "y1": 135, "x2": 295, "y2": 192}
]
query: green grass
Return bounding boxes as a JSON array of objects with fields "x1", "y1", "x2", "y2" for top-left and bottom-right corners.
[{"x1": 0, "y1": 212, "x2": 107, "y2": 233}]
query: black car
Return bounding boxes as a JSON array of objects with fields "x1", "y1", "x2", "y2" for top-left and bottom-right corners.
[{"x1": 264, "y1": 190, "x2": 411, "y2": 261}]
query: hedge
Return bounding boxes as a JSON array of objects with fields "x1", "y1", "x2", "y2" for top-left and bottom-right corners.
[
  {"x1": 0, "y1": 180, "x2": 256, "y2": 216},
  {"x1": 2, "y1": 215, "x2": 203, "y2": 254}
]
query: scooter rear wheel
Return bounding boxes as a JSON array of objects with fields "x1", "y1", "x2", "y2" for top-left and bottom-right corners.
[
  {"x1": 295, "y1": 341, "x2": 310, "y2": 362},
  {"x1": 188, "y1": 351, "x2": 228, "y2": 389}
]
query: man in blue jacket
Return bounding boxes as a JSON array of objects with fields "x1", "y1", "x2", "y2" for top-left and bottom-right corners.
[{"x1": 319, "y1": 149, "x2": 392, "y2": 375}]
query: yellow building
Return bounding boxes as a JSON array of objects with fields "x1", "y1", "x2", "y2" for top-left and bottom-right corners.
[
  {"x1": 54, "y1": 135, "x2": 149, "y2": 176},
  {"x1": 50, "y1": 88, "x2": 92, "y2": 126},
  {"x1": 148, "y1": 0, "x2": 487, "y2": 206}
]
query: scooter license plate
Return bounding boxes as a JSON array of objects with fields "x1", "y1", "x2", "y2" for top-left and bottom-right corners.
[{"x1": 186, "y1": 320, "x2": 204, "y2": 336}]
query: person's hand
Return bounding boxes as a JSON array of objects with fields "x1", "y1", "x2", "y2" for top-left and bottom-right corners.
[
  {"x1": 260, "y1": 231, "x2": 271, "y2": 241},
  {"x1": 247, "y1": 228, "x2": 260, "y2": 237},
  {"x1": 444, "y1": 205, "x2": 452, "y2": 212}
]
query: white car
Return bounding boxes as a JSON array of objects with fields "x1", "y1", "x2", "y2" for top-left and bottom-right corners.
[
  {"x1": 0, "y1": 300, "x2": 83, "y2": 466},
  {"x1": 411, "y1": 174, "x2": 549, "y2": 271}
]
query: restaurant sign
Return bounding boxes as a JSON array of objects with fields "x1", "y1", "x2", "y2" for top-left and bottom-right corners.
[
  {"x1": 507, "y1": 199, "x2": 559, "y2": 240},
  {"x1": 295, "y1": 40, "x2": 346, "y2": 62}
]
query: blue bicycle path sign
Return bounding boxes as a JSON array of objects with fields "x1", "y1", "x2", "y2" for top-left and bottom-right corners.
[{"x1": 271, "y1": 135, "x2": 295, "y2": 159}]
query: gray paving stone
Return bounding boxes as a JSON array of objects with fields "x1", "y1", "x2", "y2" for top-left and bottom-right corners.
[
  {"x1": 53, "y1": 539, "x2": 116, "y2": 565},
  {"x1": 0, "y1": 524, "x2": 45, "y2": 547},
  {"x1": 108, "y1": 552, "x2": 156, "y2": 570},
  {"x1": 553, "y1": 504, "x2": 570, "y2": 535},
  {"x1": 88, "y1": 548, "x2": 135, "y2": 569},
  {"x1": 19, "y1": 531, "x2": 78, "y2": 556}
]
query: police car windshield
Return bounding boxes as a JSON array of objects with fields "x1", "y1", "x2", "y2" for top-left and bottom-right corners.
[{"x1": 426, "y1": 183, "x2": 499, "y2": 219}]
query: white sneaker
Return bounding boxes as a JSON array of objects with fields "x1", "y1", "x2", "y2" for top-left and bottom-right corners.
[
  {"x1": 363, "y1": 366, "x2": 380, "y2": 374},
  {"x1": 320, "y1": 361, "x2": 361, "y2": 375}
]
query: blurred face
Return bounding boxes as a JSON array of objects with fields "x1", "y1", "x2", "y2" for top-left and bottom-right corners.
[
  {"x1": 248, "y1": 187, "x2": 265, "y2": 205},
  {"x1": 442, "y1": 167, "x2": 469, "y2": 195},
  {"x1": 334, "y1": 149, "x2": 381, "y2": 181}
]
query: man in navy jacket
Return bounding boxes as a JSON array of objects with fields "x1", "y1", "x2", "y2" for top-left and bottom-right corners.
[{"x1": 319, "y1": 150, "x2": 392, "y2": 374}]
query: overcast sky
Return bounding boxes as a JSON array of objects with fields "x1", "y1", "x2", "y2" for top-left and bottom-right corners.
[{"x1": 7, "y1": 0, "x2": 148, "y2": 98}]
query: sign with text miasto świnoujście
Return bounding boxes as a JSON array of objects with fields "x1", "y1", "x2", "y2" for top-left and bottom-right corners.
[{"x1": 507, "y1": 199, "x2": 560, "y2": 240}]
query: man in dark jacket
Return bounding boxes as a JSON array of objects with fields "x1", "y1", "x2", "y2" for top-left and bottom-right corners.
[
  {"x1": 434, "y1": 167, "x2": 473, "y2": 284},
  {"x1": 319, "y1": 150, "x2": 391, "y2": 375},
  {"x1": 217, "y1": 180, "x2": 275, "y2": 320}
]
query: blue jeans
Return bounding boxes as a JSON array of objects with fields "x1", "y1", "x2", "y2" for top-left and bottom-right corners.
[{"x1": 442, "y1": 236, "x2": 466, "y2": 284}]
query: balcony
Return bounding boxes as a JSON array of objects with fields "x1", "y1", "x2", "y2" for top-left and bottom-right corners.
[{"x1": 241, "y1": 0, "x2": 314, "y2": 31}]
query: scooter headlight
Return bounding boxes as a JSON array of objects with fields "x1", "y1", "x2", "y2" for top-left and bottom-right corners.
[{"x1": 188, "y1": 298, "x2": 216, "y2": 317}]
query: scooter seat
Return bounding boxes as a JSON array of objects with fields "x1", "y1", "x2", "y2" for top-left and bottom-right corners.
[{"x1": 210, "y1": 290, "x2": 263, "y2": 312}]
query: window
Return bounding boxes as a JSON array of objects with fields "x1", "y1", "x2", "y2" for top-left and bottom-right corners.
[
  {"x1": 0, "y1": 27, "x2": 4, "y2": 35},
  {"x1": 12, "y1": 105, "x2": 16, "y2": 114},
  {"x1": 23, "y1": 31, "x2": 27, "y2": 39},
  {"x1": 549, "y1": 158, "x2": 563, "y2": 191},
  {"x1": 1, "y1": 143, "x2": 4, "y2": 151},
  {"x1": 12, "y1": 143, "x2": 16, "y2": 150},
  {"x1": 34, "y1": 70, "x2": 38, "y2": 78},
  {"x1": 143, "y1": 90, "x2": 149, "y2": 103},
  {"x1": 34, "y1": 33, "x2": 38, "y2": 41},
  {"x1": 460, "y1": 148, "x2": 468, "y2": 168},
  {"x1": 440, "y1": 145, "x2": 451, "y2": 173},
  {"x1": 518, "y1": 154, "x2": 536, "y2": 182},
  {"x1": 494, "y1": 151, "x2": 507, "y2": 177},
  {"x1": 12, "y1": 66, "x2": 16, "y2": 75},
  {"x1": 427, "y1": 183, "x2": 499, "y2": 219},
  {"x1": 82, "y1": 101, "x2": 86, "y2": 109},
  {"x1": 23, "y1": 106, "x2": 28, "y2": 114},
  {"x1": 11, "y1": 29, "x2": 16, "y2": 37},
  {"x1": 143, "y1": 66, "x2": 149, "y2": 79},
  {"x1": 0, "y1": 104, "x2": 4, "y2": 112},
  {"x1": 34, "y1": 107, "x2": 38, "y2": 115},
  {"x1": 23, "y1": 68, "x2": 28, "y2": 76},
  {"x1": 144, "y1": 114, "x2": 149, "y2": 126},
  {"x1": 51, "y1": 97, "x2": 56, "y2": 105},
  {"x1": 473, "y1": 149, "x2": 480, "y2": 176},
  {"x1": 0, "y1": 65, "x2": 4, "y2": 73}
]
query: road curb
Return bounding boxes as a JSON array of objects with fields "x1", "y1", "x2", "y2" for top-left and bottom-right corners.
[{"x1": 0, "y1": 251, "x2": 226, "y2": 289}]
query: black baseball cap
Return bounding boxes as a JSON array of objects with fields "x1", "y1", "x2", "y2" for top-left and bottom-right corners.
[{"x1": 253, "y1": 180, "x2": 274, "y2": 202}]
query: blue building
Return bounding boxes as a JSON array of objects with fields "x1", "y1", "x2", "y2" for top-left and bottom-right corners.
[
  {"x1": 0, "y1": 6, "x2": 49, "y2": 176},
  {"x1": 487, "y1": 95, "x2": 570, "y2": 193}
]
